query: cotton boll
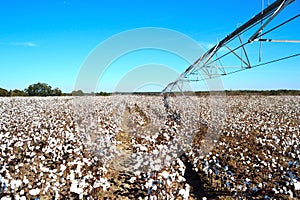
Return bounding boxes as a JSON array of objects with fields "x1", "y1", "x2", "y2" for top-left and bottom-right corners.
[
  {"x1": 288, "y1": 189, "x2": 293, "y2": 198},
  {"x1": 153, "y1": 149, "x2": 159, "y2": 155},
  {"x1": 129, "y1": 177, "x2": 136, "y2": 183},
  {"x1": 177, "y1": 175, "x2": 186, "y2": 183},
  {"x1": 178, "y1": 184, "x2": 190, "y2": 200},
  {"x1": 1, "y1": 197, "x2": 12, "y2": 200},
  {"x1": 22, "y1": 176, "x2": 29, "y2": 185},
  {"x1": 10, "y1": 179, "x2": 22, "y2": 190},
  {"x1": 294, "y1": 181, "x2": 300, "y2": 190},
  {"x1": 29, "y1": 188, "x2": 40, "y2": 196},
  {"x1": 161, "y1": 171, "x2": 169, "y2": 179}
]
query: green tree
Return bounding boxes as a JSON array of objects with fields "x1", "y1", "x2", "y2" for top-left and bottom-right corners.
[
  {"x1": 25, "y1": 82, "x2": 53, "y2": 96},
  {"x1": 96, "y1": 91, "x2": 110, "y2": 96},
  {"x1": 0, "y1": 88, "x2": 9, "y2": 96},
  {"x1": 10, "y1": 89, "x2": 28, "y2": 96},
  {"x1": 52, "y1": 87, "x2": 62, "y2": 96}
]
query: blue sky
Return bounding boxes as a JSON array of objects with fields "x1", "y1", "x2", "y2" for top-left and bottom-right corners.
[{"x1": 0, "y1": 0, "x2": 299, "y2": 92}]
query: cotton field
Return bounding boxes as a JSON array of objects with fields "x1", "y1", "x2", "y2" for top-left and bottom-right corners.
[{"x1": 0, "y1": 95, "x2": 299, "y2": 199}]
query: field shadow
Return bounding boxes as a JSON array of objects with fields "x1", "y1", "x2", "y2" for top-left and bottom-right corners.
[{"x1": 180, "y1": 153, "x2": 232, "y2": 199}]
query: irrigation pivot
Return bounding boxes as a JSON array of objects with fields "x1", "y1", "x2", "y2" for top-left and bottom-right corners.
[{"x1": 162, "y1": 0, "x2": 300, "y2": 98}]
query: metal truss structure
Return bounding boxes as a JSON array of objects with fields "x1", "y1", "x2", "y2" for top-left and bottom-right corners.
[{"x1": 162, "y1": 0, "x2": 300, "y2": 94}]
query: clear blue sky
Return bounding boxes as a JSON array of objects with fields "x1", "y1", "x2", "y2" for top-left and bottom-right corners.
[{"x1": 0, "y1": 0, "x2": 299, "y2": 92}]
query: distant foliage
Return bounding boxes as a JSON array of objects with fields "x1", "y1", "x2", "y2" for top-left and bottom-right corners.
[
  {"x1": 25, "y1": 82, "x2": 52, "y2": 96},
  {"x1": 10, "y1": 89, "x2": 28, "y2": 96},
  {"x1": 223, "y1": 90, "x2": 300, "y2": 96},
  {"x1": 52, "y1": 87, "x2": 62, "y2": 96},
  {"x1": 1, "y1": 85, "x2": 300, "y2": 97},
  {"x1": 0, "y1": 88, "x2": 9, "y2": 96},
  {"x1": 72, "y1": 90, "x2": 84, "y2": 96},
  {"x1": 96, "y1": 91, "x2": 111, "y2": 96},
  {"x1": 24, "y1": 82, "x2": 62, "y2": 96}
]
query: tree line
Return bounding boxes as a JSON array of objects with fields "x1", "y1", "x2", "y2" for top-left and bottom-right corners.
[
  {"x1": 1, "y1": 83, "x2": 299, "y2": 97},
  {"x1": 0, "y1": 82, "x2": 111, "y2": 97},
  {"x1": 0, "y1": 82, "x2": 62, "y2": 97}
]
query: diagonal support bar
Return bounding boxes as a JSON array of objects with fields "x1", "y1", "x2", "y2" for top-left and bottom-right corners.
[{"x1": 224, "y1": 45, "x2": 250, "y2": 68}]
